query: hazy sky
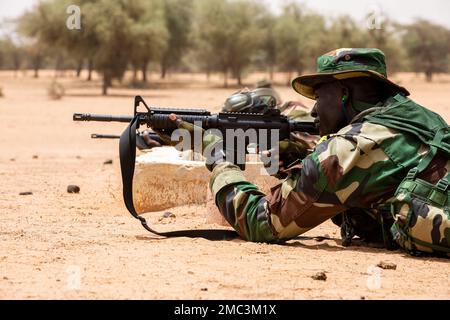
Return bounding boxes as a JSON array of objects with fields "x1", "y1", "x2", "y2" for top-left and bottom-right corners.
[{"x1": 1, "y1": 0, "x2": 449, "y2": 28}]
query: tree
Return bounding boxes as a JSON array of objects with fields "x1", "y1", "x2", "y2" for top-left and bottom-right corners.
[
  {"x1": 193, "y1": 0, "x2": 264, "y2": 87},
  {"x1": 258, "y1": 12, "x2": 278, "y2": 81},
  {"x1": 194, "y1": 0, "x2": 232, "y2": 87},
  {"x1": 327, "y1": 15, "x2": 370, "y2": 49},
  {"x1": 402, "y1": 19, "x2": 450, "y2": 82},
  {"x1": 2, "y1": 39, "x2": 25, "y2": 76},
  {"x1": 16, "y1": 1, "x2": 56, "y2": 78},
  {"x1": 274, "y1": 3, "x2": 308, "y2": 83},
  {"x1": 160, "y1": 0, "x2": 193, "y2": 79},
  {"x1": 363, "y1": 11, "x2": 407, "y2": 74},
  {"x1": 0, "y1": 39, "x2": 6, "y2": 69},
  {"x1": 127, "y1": 0, "x2": 168, "y2": 83}
]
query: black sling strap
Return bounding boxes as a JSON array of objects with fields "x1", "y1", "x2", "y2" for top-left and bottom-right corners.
[{"x1": 119, "y1": 114, "x2": 238, "y2": 240}]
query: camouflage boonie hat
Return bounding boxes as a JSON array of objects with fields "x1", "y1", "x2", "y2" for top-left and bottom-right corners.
[{"x1": 292, "y1": 48, "x2": 410, "y2": 100}]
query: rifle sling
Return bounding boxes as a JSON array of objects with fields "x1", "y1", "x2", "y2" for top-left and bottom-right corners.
[{"x1": 119, "y1": 115, "x2": 238, "y2": 240}]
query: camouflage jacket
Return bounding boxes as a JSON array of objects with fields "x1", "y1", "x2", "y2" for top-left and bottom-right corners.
[{"x1": 209, "y1": 95, "x2": 450, "y2": 242}]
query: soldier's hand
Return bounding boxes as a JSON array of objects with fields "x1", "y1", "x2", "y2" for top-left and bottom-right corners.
[
  {"x1": 263, "y1": 133, "x2": 311, "y2": 179},
  {"x1": 166, "y1": 114, "x2": 224, "y2": 171},
  {"x1": 139, "y1": 130, "x2": 162, "y2": 149},
  {"x1": 164, "y1": 113, "x2": 222, "y2": 152}
]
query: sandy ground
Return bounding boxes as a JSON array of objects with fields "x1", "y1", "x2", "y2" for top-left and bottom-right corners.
[{"x1": 0, "y1": 70, "x2": 449, "y2": 300}]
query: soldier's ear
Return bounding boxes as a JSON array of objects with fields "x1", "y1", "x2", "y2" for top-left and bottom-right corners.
[{"x1": 341, "y1": 87, "x2": 349, "y2": 103}]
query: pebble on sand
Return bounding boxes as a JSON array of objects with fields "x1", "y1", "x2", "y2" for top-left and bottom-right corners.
[
  {"x1": 67, "y1": 185, "x2": 80, "y2": 193},
  {"x1": 311, "y1": 272, "x2": 327, "y2": 281},
  {"x1": 377, "y1": 261, "x2": 397, "y2": 270},
  {"x1": 162, "y1": 211, "x2": 176, "y2": 218}
]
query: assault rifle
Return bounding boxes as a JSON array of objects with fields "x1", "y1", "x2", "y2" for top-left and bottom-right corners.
[
  {"x1": 74, "y1": 96, "x2": 318, "y2": 162},
  {"x1": 73, "y1": 95, "x2": 317, "y2": 239}
]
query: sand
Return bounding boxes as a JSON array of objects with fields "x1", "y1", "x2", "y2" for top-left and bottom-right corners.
[{"x1": 0, "y1": 70, "x2": 449, "y2": 299}]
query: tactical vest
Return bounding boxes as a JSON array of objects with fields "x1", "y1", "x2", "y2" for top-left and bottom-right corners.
[{"x1": 363, "y1": 94, "x2": 450, "y2": 257}]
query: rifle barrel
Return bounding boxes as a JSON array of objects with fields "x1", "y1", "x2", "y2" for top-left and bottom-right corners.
[
  {"x1": 73, "y1": 113, "x2": 133, "y2": 123},
  {"x1": 91, "y1": 134, "x2": 121, "y2": 139}
]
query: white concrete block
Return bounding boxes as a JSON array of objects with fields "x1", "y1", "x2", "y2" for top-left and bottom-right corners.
[{"x1": 132, "y1": 148, "x2": 279, "y2": 227}]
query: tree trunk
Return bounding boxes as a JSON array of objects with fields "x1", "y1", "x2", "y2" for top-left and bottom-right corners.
[
  {"x1": 269, "y1": 65, "x2": 274, "y2": 81},
  {"x1": 161, "y1": 62, "x2": 167, "y2": 79},
  {"x1": 33, "y1": 55, "x2": 41, "y2": 78},
  {"x1": 132, "y1": 66, "x2": 138, "y2": 82},
  {"x1": 87, "y1": 58, "x2": 93, "y2": 81},
  {"x1": 13, "y1": 56, "x2": 20, "y2": 78},
  {"x1": 141, "y1": 62, "x2": 148, "y2": 83},
  {"x1": 76, "y1": 59, "x2": 83, "y2": 77},
  {"x1": 237, "y1": 71, "x2": 242, "y2": 86},
  {"x1": 102, "y1": 72, "x2": 111, "y2": 96},
  {"x1": 425, "y1": 70, "x2": 433, "y2": 82}
]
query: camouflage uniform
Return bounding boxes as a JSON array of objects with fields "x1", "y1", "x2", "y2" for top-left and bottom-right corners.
[{"x1": 209, "y1": 49, "x2": 450, "y2": 254}]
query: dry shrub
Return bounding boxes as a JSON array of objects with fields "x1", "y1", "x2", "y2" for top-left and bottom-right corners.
[{"x1": 47, "y1": 81, "x2": 65, "y2": 100}]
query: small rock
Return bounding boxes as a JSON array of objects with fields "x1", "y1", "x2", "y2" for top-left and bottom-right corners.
[
  {"x1": 201, "y1": 288, "x2": 208, "y2": 291},
  {"x1": 311, "y1": 272, "x2": 327, "y2": 281},
  {"x1": 3, "y1": 276, "x2": 9, "y2": 280},
  {"x1": 76, "y1": 156, "x2": 82, "y2": 159},
  {"x1": 32, "y1": 155, "x2": 38, "y2": 159},
  {"x1": 10, "y1": 158, "x2": 15, "y2": 162},
  {"x1": 19, "y1": 192, "x2": 33, "y2": 196},
  {"x1": 162, "y1": 211, "x2": 176, "y2": 218},
  {"x1": 360, "y1": 296, "x2": 366, "y2": 300},
  {"x1": 103, "y1": 159, "x2": 113, "y2": 165},
  {"x1": 67, "y1": 185, "x2": 80, "y2": 193},
  {"x1": 377, "y1": 261, "x2": 397, "y2": 270}
]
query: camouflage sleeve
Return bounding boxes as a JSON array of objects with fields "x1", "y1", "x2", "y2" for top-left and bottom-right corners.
[{"x1": 210, "y1": 122, "x2": 414, "y2": 242}]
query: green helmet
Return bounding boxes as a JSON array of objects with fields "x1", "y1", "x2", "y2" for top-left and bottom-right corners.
[{"x1": 221, "y1": 87, "x2": 282, "y2": 113}]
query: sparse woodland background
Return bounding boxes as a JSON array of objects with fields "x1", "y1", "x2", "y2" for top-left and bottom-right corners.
[{"x1": 0, "y1": 0, "x2": 449, "y2": 94}]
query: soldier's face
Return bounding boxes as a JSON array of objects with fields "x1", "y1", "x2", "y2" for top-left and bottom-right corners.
[{"x1": 311, "y1": 82, "x2": 347, "y2": 136}]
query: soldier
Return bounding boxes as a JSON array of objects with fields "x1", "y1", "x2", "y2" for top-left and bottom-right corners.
[
  {"x1": 166, "y1": 48, "x2": 449, "y2": 256},
  {"x1": 170, "y1": 48, "x2": 450, "y2": 256}
]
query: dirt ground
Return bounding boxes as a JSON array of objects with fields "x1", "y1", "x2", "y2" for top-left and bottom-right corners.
[{"x1": 0, "y1": 70, "x2": 449, "y2": 300}]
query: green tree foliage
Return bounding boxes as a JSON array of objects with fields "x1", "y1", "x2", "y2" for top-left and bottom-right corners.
[
  {"x1": 364, "y1": 13, "x2": 407, "y2": 74},
  {"x1": 258, "y1": 12, "x2": 277, "y2": 81},
  {"x1": 402, "y1": 19, "x2": 450, "y2": 82},
  {"x1": 160, "y1": 0, "x2": 193, "y2": 79},
  {"x1": 0, "y1": 38, "x2": 25, "y2": 75},
  {"x1": 10, "y1": 0, "x2": 450, "y2": 91},
  {"x1": 274, "y1": 3, "x2": 322, "y2": 83},
  {"x1": 193, "y1": 0, "x2": 264, "y2": 87},
  {"x1": 16, "y1": 0, "x2": 168, "y2": 94},
  {"x1": 126, "y1": 0, "x2": 168, "y2": 83},
  {"x1": 83, "y1": 0, "x2": 134, "y2": 94},
  {"x1": 273, "y1": 3, "x2": 303, "y2": 78},
  {"x1": 327, "y1": 15, "x2": 370, "y2": 49}
]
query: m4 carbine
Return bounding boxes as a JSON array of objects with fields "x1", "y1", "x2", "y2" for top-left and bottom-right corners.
[
  {"x1": 73, "y1": 95, "x2": 317, "y2": 165},
  {"x1": 72, "y1": 95, "x2": 317, "y2": 239}
]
